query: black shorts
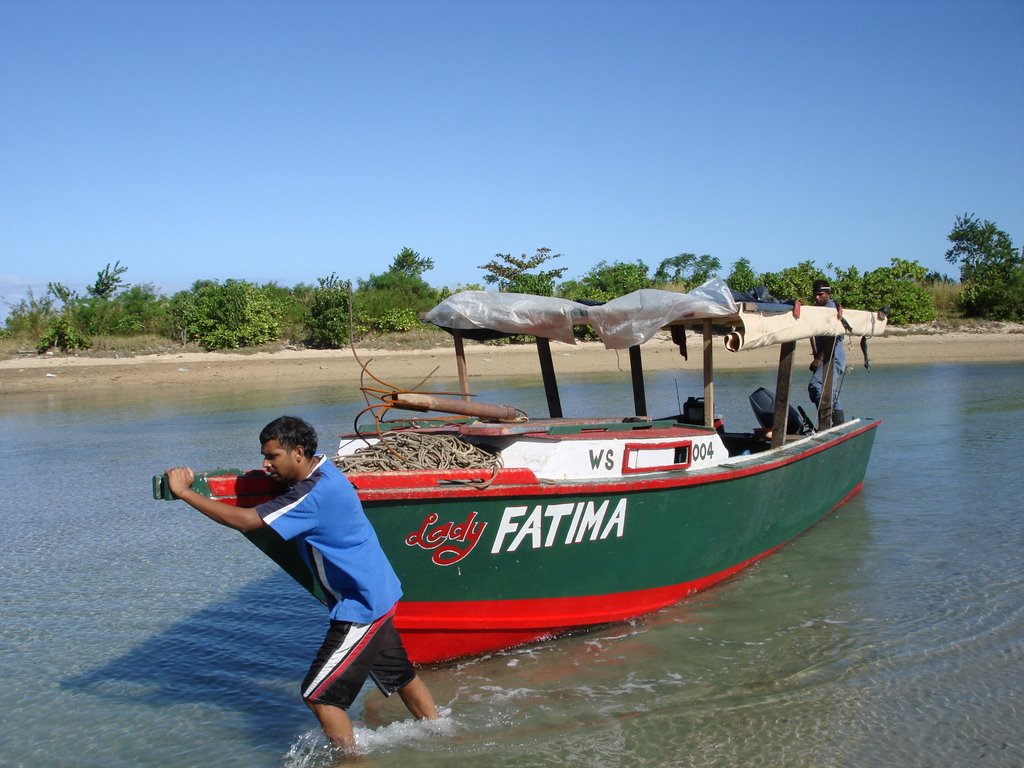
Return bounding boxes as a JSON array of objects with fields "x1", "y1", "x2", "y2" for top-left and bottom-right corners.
[{"x1": 301, "y1": 610, "x2": 416, "y2": 710}]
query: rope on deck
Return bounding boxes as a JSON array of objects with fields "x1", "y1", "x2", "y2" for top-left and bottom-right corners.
[{"x1": 335, "y1": 430, "x2": 503, "y2": 473}]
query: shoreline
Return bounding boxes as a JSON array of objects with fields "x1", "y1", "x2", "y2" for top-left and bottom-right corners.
[{"x1": 2, "y1": 331, "x2": 1022, "y2": 396}]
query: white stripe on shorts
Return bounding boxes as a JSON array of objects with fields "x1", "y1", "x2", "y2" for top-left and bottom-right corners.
[{"x1": 302, "y1": 620, "x2": 374, "y2": 700}]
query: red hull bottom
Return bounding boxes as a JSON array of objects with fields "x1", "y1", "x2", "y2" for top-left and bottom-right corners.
[{"x1": 397, "y1": 482, "x2": 863, "y2": 664}]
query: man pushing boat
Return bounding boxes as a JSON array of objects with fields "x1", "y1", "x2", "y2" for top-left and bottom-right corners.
[{"x1": 164, "y1": 415, "x2": 439, "y2": 756}]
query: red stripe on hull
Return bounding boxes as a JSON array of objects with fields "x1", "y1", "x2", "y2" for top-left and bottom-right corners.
[{"x1": 396, "y1": 480, "x2": 864, "y2": 665}]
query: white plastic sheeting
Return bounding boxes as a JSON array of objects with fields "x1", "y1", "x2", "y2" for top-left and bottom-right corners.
[
  {"x1": 422, "y1": 279, "x2": 886, "y2": 352},
  {"x1": 423, "y1": 279, "x2": 738, "y2": 349},
  {"x1": 422, "y1": 291, "x2": 588, "y2": 345},
  {"x1": 586, "y1": 280, "x2": 738, "y2": 348}
]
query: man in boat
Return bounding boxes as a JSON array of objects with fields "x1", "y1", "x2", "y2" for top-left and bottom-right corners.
[
  {"x1": 808, "y1": 279, "x2": 846, "y2": 424},
  {"x1": 164, "y1": 415, "x2": 439, "y2": 754}
]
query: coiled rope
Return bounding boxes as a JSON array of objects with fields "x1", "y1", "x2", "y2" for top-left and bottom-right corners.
[{"x1": 335, "y1": 430, "x2": 503, "y2": 474}]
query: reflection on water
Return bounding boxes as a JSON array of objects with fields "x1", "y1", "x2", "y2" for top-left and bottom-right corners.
[{"x1": 1, "y1": 362, "x2": 1022, "y2": 767}]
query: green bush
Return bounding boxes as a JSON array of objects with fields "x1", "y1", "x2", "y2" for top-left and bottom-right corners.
[
  {"x1": 75, "y1": 284, "x2": 170, "y2": 336},
  {"x1": 4, "y1": 288, "x2": 57, "y2": 341},
  {"x1": 725, "y1": 258, "x2": 757, "y2": 293},
  {"x1": 558, "y1": 260, "x2": 651, "y2": 303},
  {"x1": 170, "y1": 279, "x2": 282, "y2": 350},
  {"x1": 354, "y1": 265, "x2": 440, "y2": 336},
  {"x1": 375, "y1": 308, "x2": 419, "y2": 333},
  {"x1": 276, "y1": 283, "x2": 314, "y2": 342},
  {"x1": 827, "y1": 264, "x2": 867, "y2": 310},
  {"x1": 758, "y1": 261, "x2": 824, "y2": 302},
  {"x1": 37, "y1": 316, "x2": 90, "y2": 353},
  {"x1": 861, "y1": 258, "x2": 934, "y2": 325},
  {"x1": 306, "y1": 274, "x2": 352, "y2": 348}
]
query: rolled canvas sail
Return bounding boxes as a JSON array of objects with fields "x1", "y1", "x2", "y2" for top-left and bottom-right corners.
[{"x1": 725, "y1": 305, "x2": 888, "y2": 352}]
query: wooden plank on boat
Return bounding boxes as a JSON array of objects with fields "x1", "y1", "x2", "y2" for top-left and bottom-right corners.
[
  {"x1": 628, "y1": 345, "x2": 647, "y2": 417},
  {"x1": 536, "y1": 337, "x2": 563, "y2": 418},
  {"x1": 702, "y1": 319, "x2": 715, "y2": 429},
  {"x1": 453, "y1": 331, "x2": 471, "y2": 400},
  {"x1": 772, "y1": 340, "x2": 796, "y2": 448}
]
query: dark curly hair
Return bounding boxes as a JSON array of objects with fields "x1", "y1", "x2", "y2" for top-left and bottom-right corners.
[{"x1": 259, "y1": 416, "x2": 318, "y2": 457}]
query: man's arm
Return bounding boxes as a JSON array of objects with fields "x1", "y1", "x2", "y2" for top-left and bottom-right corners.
[{"x1": 165, "y1": 467, "x2": 266, "y2": 532}]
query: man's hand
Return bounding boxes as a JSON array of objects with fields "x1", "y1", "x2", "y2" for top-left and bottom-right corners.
[
  {"x1": 163, "y1": 465, "x2": 265, "y2": 532},
  {"x1": 809, "y1": 356, "x2": 822, "y2": 372},
  {"x1": 166, "y1": 467, "x2": 196, "y2": 499}
]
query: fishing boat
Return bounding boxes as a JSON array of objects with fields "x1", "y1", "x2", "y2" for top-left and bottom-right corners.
[{"x1": 153, "y1": 279, "x2": 888, "y2": 664}]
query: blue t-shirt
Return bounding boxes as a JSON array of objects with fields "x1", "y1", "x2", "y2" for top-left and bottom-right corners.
[{"x1": 256, "y1": 456, "x2": 402, "y2": 623}]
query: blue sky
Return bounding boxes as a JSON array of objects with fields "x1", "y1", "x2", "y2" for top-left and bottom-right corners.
[{"x1": 2, "y1": 0, "x2": 1022, "y2": 315}]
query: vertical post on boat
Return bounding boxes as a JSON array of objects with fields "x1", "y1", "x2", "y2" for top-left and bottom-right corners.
[
  {"x1": 453, "y1": 331, "x2": 470, "y2": 400},
  {"x1": 702, "y1": 319, "x2": 714, "y2": 428},
  {"x1": 536, "y1": 336, "x2": 563, "y2": 418},
  {"x1": 772, "y1": 341, "x2": 796, "y2": 448},
  {"x1": 628, "y1": 345, "x2": 647, "y2": 417}
]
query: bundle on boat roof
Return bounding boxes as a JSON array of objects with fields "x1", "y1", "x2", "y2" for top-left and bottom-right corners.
[{"x1": 423, "y1": 278, "x2": 888, "y2": 350}]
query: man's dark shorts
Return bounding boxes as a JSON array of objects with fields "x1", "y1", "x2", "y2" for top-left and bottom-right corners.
[{"x1": 301, "y1": 611, "x2": 416, "y2": 710}]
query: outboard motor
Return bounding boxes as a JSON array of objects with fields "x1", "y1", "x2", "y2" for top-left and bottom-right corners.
[{"x1": 749, "y1": 387, "x2": 812, "y2": 435}]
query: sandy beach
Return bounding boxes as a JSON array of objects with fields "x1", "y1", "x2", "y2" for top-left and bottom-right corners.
[{"x1": 2, "y1": 329, "x2": 1022, "y2": 396}]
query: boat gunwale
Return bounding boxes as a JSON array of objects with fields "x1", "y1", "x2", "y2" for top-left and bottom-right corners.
[{"x1": 349, "y1": 418, "x2": 881, "y2": 502}]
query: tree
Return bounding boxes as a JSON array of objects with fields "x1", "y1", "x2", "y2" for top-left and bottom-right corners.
[
  {"x1": 945, "y1": 213, "x2": 1023, "y2": 320},
  {"x1": 47, "y1": 282, "x2": 77, "y2": 304},
  {"x1": 87, "y1": 261, "x2": 129, "y2": 299},
  {"x1": 724, "y1": 258, "x2": 757, "y2": 292},
  {"x1": 479, "y1": 248, "x2": 567, "y2": 295},
  {"x1": 389, "y1": 247, "x2": 434, "y2": 278},
  {"x1": 558, "y1": 260, "x2": 650, "y2": 302},
  {"x1": 355, "y1": 248, "x2": 441, "y2": 334},
  {"x1": 652, "y1": 253, "x2": 721, "y2": 289}
]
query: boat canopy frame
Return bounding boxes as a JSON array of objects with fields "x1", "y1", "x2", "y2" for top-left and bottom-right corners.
[{"x1": 421, "y1": 279, "x2": 888, "y2": 445}]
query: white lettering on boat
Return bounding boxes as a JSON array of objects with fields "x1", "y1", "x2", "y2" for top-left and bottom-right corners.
[
  {"x1": 405, "y1": 511, "x2": 487, "y2": 566},
  {"x1": 491, "y1": 498, "x2": 628, "y2": 554}
]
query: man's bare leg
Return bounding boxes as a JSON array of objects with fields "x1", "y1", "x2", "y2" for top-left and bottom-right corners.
[
  {"x1": 397, "y1": 675, "x2": 440, "y2": 720},
  {"x1": 307, "y1": 700, "x2": 356, "y2": 751}
]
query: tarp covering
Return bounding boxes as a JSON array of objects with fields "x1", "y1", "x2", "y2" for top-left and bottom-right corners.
[
  {"x1": 422, "y1": 291, "x2": 589, "y2": 345},
  {"x1": 423, "y1": 279, "x2": 887, "y2": 352},
  {"x1": 423, "y1": 279, "x2": 738, "y2": 349},
  {"x1": 585, "y1": 281, "x2": 738, "y2": 348}
]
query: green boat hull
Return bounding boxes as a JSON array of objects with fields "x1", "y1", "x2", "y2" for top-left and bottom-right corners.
[{"x1": 155, "y1": 419, "x2": 878, "y2": 663}]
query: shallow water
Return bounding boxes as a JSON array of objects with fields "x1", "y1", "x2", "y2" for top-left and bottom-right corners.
[{"x1": 1, "y1": 361, "x2": 1022, "y2": 767}]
